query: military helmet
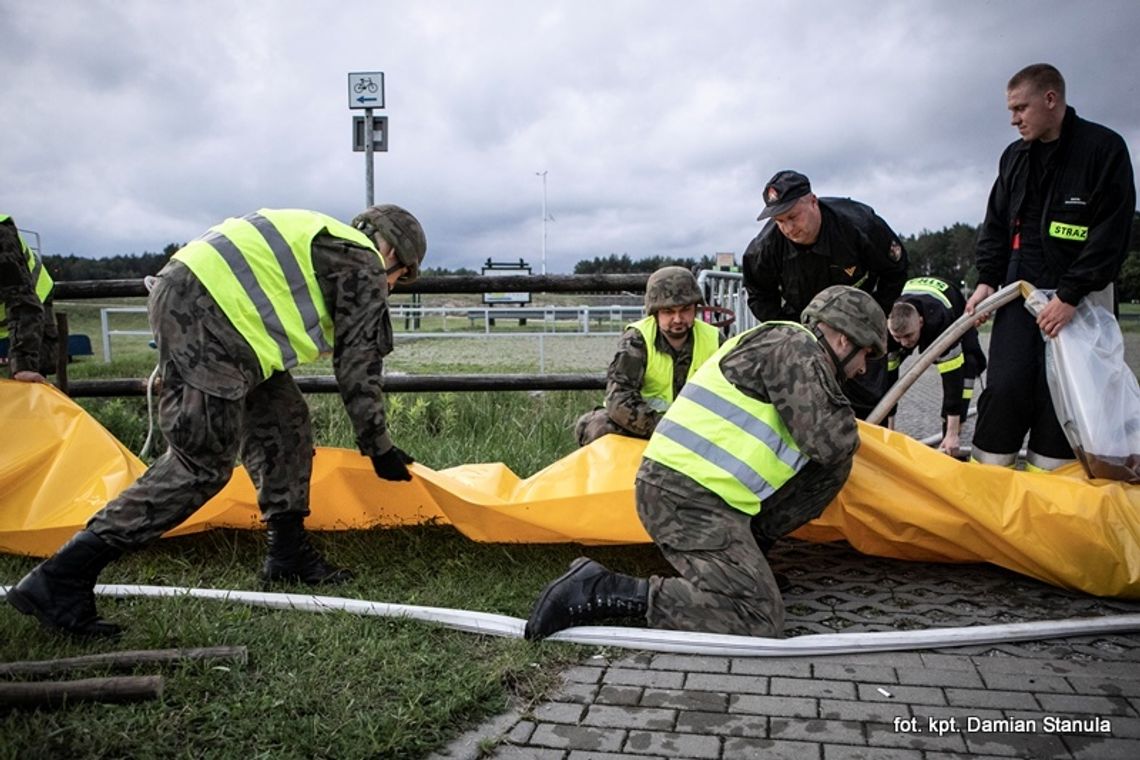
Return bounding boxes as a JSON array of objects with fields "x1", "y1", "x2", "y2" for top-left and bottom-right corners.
[
  {"x1": 801, "y1": 285, "x2": 887, "y2": 358},
  {"x1": 644, "y1": 266, "x2": 704, "y2": 314},
  {"x1": 351, "y1": 204, "x2": 427, "y2": 284}
]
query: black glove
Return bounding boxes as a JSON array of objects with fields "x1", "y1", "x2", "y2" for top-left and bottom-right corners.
[{"x1": 370, "y1": 447, "x2": 415, "y2": 481}]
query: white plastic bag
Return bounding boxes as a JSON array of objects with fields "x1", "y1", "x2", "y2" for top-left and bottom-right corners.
[{"x1": 1026, "y1": 288, "x2": 1140, "y2": 482}]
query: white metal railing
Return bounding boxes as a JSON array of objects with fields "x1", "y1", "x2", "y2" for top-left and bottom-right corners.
[
  {"x1": 391, "y1": 304, "x2": 645, "y2": 336},
  {"x1": 697, "y1": 270, "x2": 756, "y2": 336},
  {"x1": 97, "y1": 304, "x2": 647, "y2": 363},
  {"x1": 97, "y1": 283, "x2": 755, "y2": 363},
  {"x1": 99, "y1": 306, "x2": 151, "y2": 362}
]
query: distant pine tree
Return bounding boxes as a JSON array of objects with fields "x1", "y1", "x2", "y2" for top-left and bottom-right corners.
[{"x1": 573, "y1": 253, "x2": 714, "y2": 274}]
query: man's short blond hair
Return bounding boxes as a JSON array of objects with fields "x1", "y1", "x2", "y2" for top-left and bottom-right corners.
[{"x1": 888, "y1": 301, "x2": 921, "y2": 336}]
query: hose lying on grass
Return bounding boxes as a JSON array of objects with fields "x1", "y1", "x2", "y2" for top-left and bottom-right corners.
[{"x1": 2, "y1": 584, "x2": 1134, "y2": 659}]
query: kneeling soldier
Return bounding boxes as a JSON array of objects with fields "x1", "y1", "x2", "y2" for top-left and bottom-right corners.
[
  {"x1": 575, "y1": 266, "x2": 721, "y2": 446},
  {"x1": 529, "y1": 285, "x2": 887, "y2": 639}
]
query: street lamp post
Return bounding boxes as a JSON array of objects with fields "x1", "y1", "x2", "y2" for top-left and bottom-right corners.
[{"x1": 536, "y1": 170, "x2": 548, "y2": 275}]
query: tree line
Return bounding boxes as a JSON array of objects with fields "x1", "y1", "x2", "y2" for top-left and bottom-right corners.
[
  {"x1": 39, "y1": 214, "x2": 1140, "y2": 300},
  {"x1": 573, "y1": 253, "x2": 718, "y2": 274}
]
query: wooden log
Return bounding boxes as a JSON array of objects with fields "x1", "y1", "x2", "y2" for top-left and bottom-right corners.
[
  {"x1": 52, "y1": 273, "x2": 651, "y2": 300},
  {"x1": 65, "y1": 372, "x2": 607, "y2": 398},
  {"x1": 0, "y1": 676, "x2": 163, "y2": 709},
  {"x1": 0, "y1": 646, "x2": 248, "y2": 677}
]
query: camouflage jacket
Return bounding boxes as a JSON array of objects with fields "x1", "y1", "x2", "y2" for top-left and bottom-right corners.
[
  {"x1": 605, "y1": 325, "x2": 700, "y2": 437},
  {"x1": 0, "y1": 219, "x2": 47, "y2": 374},
  {"x1": 151, "y1": 231, "x2": 396, "y2": 455},
  {"x1": 638, "y1": 322, "x2": 858, "y2": 497}
]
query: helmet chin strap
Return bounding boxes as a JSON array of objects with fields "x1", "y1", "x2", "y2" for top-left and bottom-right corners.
[{"x1": 812, "y1": 326, "x2": 859, "y2": 381}]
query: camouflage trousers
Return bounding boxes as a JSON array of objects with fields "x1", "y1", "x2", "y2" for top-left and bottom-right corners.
[
  {"x1": 574, "y1": 407, "x2": 648, "y2": 447},
  {"x1": 86, "y1": 363, "x2": 314, "y2": 551},
  {"x1": 636, "y1": 458, "x2": 851, "y2": 637}
]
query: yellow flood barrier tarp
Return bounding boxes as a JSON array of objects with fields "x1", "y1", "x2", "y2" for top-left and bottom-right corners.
[{"x1": 3, "y1": 380, "x2": 1139, "y2": 598}]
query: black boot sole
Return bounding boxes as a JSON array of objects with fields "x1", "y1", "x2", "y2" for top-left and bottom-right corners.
[
  {"x1": 6, "y1": 586, "x2": 122, "y2": 639},
  {"x1": 524, "y1": 557, "x2": 594, "y2": 640},
  {"x1": 259, "y1": 569, "x2": 356, "y2": 589}
]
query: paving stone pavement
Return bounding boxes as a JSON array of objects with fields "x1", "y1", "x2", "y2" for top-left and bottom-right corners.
[{"x1": 432, "y1": 359, "x2": 1140, "y2": 760}]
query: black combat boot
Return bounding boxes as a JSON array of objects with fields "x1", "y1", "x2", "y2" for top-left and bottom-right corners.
[
  {"x1": 260, "y1": 514, "x2": 354, "y2": 586},
  {"x1": 6, "y1": 530, "x2": 123, "y2": 638},
  {"x1": 525, "y1": 557, "x2": 648, "y2": 640}
]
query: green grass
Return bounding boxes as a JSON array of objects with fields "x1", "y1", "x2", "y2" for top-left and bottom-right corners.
[
  {"x1": 1, "y1": 527, "x2": 673, "y2": 759},
  {"x1": 1, "y1": 306, "x2": 638, "y2": 759}
]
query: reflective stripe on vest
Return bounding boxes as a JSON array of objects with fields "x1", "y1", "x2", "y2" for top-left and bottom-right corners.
[
  {"x1": 643, "y1": 324, "x2": 810, "y2": 515},
  {"x1": 628, "y1": 315, "x2": 720, "y2": 406},
  {"x1": 935, "y1": 351, "x2": 964, "y2": 374},
  {"x1": 0, "y1": 222, "x2": 53, "y2": 337},
  {"x1": 173, "y1": 209, "x2": 379, "y2": 378},
  {"x1": 901, "y1": 277, "x2": 952, "y2": 309}
]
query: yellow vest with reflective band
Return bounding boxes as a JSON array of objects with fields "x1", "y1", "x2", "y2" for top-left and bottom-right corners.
[
  {"x1": 172, "y1": 209, "x2": 380, "y2": 378},
  {"x1": 0, "y1": 216, "x2": 54, "y2": 338},
  {"x1": 628, "y1": 315, "x2": 720, "y2": 406},
  {"x1": 900, "y1": 276, "x2": 952, "y2": 309},
  {"x1": 643, "y1": 322, "x2": 811, "y2": 515}
]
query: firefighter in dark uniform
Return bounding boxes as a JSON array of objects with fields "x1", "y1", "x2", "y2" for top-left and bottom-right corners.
[
  {"x1": 965, "y1": 64, "x2": 1135, "y2": 471},
  {"x1": 1, "y1": 214, "x2": 58, "y2": 382},
  {"x1": 526, "y1": 286, "x2": 888, "y2": 640},
  {"x1": 575, "y1": 266, "x2": 722, "y2": 446},
  {"x1": 742, "y1": 170, "x2": 908, "y2": 420},
  {"x1": 8, "y1": 205, "x2": 427, "y2": 638},
  {"x1": 886, "y1": 276, "x2": 987, "y2": 457}
]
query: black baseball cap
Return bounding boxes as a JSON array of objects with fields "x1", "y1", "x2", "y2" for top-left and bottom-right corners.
[{"x1": 757, "y1": 170, "x2": 812, "y2": 220}]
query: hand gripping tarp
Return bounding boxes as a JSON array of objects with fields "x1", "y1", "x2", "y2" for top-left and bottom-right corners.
[{"x1": 3, "y1": 379, "x2": 1140, "y2": 598}]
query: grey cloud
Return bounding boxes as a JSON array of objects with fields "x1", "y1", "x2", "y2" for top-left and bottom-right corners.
[{"x1": 1, "y1": 0, "x2": 1138, "y2": 272}]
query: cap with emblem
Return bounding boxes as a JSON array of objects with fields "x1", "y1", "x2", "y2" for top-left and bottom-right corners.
[{"x1": 757, "y1": 170, "x2": 812, "y2": 221}]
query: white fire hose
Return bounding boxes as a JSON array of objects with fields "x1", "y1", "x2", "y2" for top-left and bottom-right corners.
[{"x1": 1, "y1": 584, "x2": 1132, "y2": 658}]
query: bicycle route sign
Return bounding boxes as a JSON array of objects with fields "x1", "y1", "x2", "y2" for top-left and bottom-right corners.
[{"x1": 347, "y1": 72, "x2": 385, "y2": 109}]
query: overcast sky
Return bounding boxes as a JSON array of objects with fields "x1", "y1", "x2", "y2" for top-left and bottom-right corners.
[{"x1": 2, "y1": 0, "x2": 1138, "y2": 273}]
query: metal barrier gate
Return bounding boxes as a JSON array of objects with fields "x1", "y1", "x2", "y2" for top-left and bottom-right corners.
[{"x1": 697, "y1": 270, "x2": 756, "y2": 336}]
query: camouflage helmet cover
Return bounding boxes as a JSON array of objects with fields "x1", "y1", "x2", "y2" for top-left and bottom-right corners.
[
  {"x1": 801, "y1": 285, "x2": 887, "y2": 358},
  {"x1": 351, "y1": 204, "x2": 427, "y2": 284},
  {"x1": 644, "y1": 266, "x2": 704, "y2": 314}
]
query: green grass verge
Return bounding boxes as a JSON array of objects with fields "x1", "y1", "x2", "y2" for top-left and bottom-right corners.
[{"x1": 1, "y1": 527, "x2": 672, "y2": 758}]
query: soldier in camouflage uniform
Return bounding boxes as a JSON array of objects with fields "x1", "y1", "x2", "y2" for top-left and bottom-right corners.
[
  {"x1": 1, "y1": 214, "x2": 58, "y2": 381},
  {"x1": 8, "y1": 205, "x2": 426, "y2": 638},
  {"x1": 575, "y1": 266, "x2": 722, "y2": 446},
  {"x1": 526, "y1": 285, "x2": 887, "y2": 639}
]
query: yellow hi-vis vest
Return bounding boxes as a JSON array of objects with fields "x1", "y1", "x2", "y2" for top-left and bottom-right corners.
[
  {"x1": 172, "y1": 209, "x2": 379, "y2": 379},
  {"x1": 901, "y1": 276, "x2": 953, "y2": 308},
  {"x1": 0, "y1": 215, "x2": 54, "y2": 339},
  {"x1": 643, "y1": 322, "x2": 811, "y2": 515},
  {"x1": 628, "y1": 315, "x2": 720, "y2": 406}
]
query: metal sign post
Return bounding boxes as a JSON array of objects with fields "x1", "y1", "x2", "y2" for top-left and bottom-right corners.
[{"x1": 348, "y1": 72, "x2": 385, "y2": 208}]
